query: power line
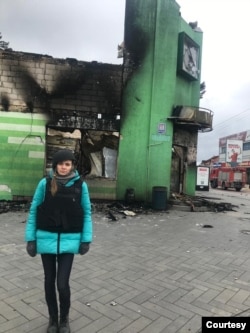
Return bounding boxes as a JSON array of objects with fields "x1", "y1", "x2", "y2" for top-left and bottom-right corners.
[{"x1": 212, "y1": 108, "x2": 250, "y2": 133}]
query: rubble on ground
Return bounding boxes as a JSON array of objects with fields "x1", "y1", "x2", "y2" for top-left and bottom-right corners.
[
  {"x1": 169, "y1": 192, "x2": 239, "y2": 212},
  {"x1": 91, "y1": 200, "x2": 154, "y2": 221},
  {"x1": 0, "y1": 200, "x2": 29, "y2": 214},
  {"x1": 0, "y1": 192, "x2": 239, "y2": 216}
]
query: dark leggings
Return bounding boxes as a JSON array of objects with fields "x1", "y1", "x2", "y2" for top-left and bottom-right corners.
[{"x1": 41, "y1": 253, "x2": 74, "y2": 318}]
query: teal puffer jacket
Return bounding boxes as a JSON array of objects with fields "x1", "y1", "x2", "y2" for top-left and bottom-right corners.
[{"x1": 25, "y1": 171, "x2": 92, "y2": 254}]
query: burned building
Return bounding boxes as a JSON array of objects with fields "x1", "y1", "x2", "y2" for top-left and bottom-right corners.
[
  {"x1": 0, "y1": 51, "x2": 122, "y2": 199},
  {"x1": 0, "y1": 0, "x2": 213, "y2": 203}
]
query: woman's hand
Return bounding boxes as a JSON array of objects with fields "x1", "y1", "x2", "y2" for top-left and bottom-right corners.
[
  {"x1": 26, "y1": 241, "x2": 37, "y2": 257},
  {"x1": 79, "y1": 242, "x2": 90, "y2": 255}
]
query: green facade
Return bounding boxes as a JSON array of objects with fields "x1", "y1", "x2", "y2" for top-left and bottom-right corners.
[
  {"x1": 117, "y1": 0, "x2": 203, "y2": 201},
  {"x1": 0, "y1": 112, "x2": 47, "y2": 199}
]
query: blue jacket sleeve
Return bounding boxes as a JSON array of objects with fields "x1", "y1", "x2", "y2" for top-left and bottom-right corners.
[
  {"x1": 25, "y1": 178, "x2": 46, "y2": 241},
  {"x1": 81, "y1": 181, "x2": 93, "y2": 243}
]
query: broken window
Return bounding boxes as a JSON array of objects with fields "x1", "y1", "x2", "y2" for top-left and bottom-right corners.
[{"x1": 46, "y1": 128, "x2": 119, "y2": 179}]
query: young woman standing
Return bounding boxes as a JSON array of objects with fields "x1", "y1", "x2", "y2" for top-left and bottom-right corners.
[{"x1": 25, "y1": 149, "x2": 93, "y2": 333}]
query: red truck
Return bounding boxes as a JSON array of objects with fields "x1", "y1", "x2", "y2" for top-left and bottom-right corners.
[{"x1": 210, "y1": 166, "x2": 247, "y2": 191}]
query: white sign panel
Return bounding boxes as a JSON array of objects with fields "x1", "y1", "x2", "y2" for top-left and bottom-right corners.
[{"x1": 196, "y1": 167, "x2": 209, "y2": 186}]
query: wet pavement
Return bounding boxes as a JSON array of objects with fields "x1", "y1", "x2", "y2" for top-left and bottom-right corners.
[{"x1": 1, "y1": 188, "x2": 250, "y2": 332}]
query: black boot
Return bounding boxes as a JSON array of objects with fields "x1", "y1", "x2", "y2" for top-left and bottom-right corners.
[
  {"x1": 47, "y1": 315, "x2": 58, "y2": 333},
  {"x1": 59, "y1": 316, "x2": 70, "y2": 333}
]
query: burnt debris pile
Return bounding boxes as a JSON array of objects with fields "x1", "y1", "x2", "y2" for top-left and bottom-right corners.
[
  {"x1": 169, "y1": 193, "x2": 238, "y2": 212},
  {"x1": 91, "y1": 200, "x2": 166, "y2": 221},
  {"x1": 0, "y1": 194, "x2": 239, "y2": 216},
  {"x1": 0, "y1": 200, "x2": 30, "y2": 214}
]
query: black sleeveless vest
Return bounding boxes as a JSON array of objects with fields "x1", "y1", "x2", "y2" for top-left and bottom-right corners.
[{"x1": 36, "y1": 178, "x2": 83, "y2": 233}]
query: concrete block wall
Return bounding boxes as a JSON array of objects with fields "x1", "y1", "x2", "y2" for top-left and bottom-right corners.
[{"x1": 0, "y1": 50, "x2": 123, "y2": 117}]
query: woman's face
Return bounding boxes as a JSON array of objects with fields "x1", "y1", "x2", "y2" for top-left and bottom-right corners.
[{"x1": 56, "y1": 160, "x2": 73, "y2": 176}]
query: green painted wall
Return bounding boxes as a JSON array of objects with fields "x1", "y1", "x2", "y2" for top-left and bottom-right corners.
[
  {"x1": 117, "y1": 0, "x2": 202, "y2": 201},
  {"x1": 0, "y1": 112, "x2": 48, "y2": 199},
  {"x1": 185, "y1": 165, "x2": 197, "y2": 195}
]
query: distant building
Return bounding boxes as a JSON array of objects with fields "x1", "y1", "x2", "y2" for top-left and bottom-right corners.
[
  {"x1": 200, "y1": 130, "x2": 250, "y2": 185},
  {"x1": 219, "y1": 130, "x2": 250, "y2": 167},
  {"x1": 201, "y1": 131, "x2": 250, "y2": 184},
  {"x1": 200, "y1": 155, "x2": 219, "y2": 168}
]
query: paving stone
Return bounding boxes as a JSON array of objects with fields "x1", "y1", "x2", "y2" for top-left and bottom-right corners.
[
  {"x1": 72, "y1": 316, "x2": 110, "y2": 333},
  {"x1": 97, "y1": 316, "x2": 133, "y2": 333},
  {"x1": 119, "y1": 316, "x2": 152, "y2": 333},
  {"x1": 124, "y1": 301, "x2": 160, "y2": 321},
  {"x1": 138, "y1": 316, "x2": 172, "y2": 333}
]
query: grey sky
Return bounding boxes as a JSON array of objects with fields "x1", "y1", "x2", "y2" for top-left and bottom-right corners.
[
  {"x1": 1, "y1": 0, "x2": 250, "y2": 162},
  {"x1": 0, "y1": 0, "x2": 125, "y2": 63}
]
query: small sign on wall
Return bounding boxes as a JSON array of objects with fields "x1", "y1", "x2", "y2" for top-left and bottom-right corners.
[{"x1": 157, "y1": 123, "x2": 166, "y2": 134}]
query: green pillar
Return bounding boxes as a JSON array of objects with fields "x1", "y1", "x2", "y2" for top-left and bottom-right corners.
[{"x1": 117, "y1": 0, "x2": 180, "y2": 202}]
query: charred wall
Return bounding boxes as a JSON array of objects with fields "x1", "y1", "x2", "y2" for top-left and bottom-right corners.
[
  {"x1": 0, "y1": 50, "x2": 123, "y2": 199},
  {"x1": 0, "y1": 50, "x2": 123, "y2": 131},
  {"x1": 173, "y1": 127, "x2": 198, "y2": 165},
  {"x1": 171, "y1": 126, "x2": 198, "y2": 193}
]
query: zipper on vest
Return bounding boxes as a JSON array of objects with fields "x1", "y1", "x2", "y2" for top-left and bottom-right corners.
[{"x1": 57, "y1": 233, "x2": 61, "y2": 254}]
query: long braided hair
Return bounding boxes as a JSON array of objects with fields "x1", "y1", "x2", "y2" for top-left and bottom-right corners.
[{"x1": 51, "y1": 173, "x2": 58, "y2": 196}]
